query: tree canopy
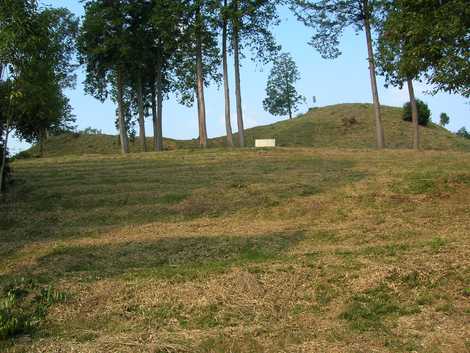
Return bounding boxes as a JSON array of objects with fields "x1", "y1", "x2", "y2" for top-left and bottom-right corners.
[{"x1": 263, "y1": 53, "x2": 305, "y2": 119}]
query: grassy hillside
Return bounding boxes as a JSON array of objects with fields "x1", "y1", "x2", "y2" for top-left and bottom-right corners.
[
  {"x1": 2, "y1": 148, "x2": 470, "y2": 352},
  {"x1": 20, "y1": 103, "x2": 470, "y2": 157}
]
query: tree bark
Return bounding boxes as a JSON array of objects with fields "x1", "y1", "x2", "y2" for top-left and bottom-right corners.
[
  {"x1": 39, "y1": 128, "x2": 46, "y2": 157},
  {"x1": 0, "y1": 118, "x2": 11, "y2": 193},
  {"x1": 150, "y1": 75, "x2": 159, "y2": 152},
  {"x1": 286, "y1": 72, "x2": 292, "y2": 119},
  {"x1": 407, "y1": 78, "x2": 420, "y2": 150},
  {"x1": 155, "y1": 62, "x2": 164, "y2": 151},
  {"x1": 116, "y1": 67, "x2": 129, "y2": 154},
  {"x1": 222, "y1": 0, "x2": 234, "y2": 147},
  {"x1": 363, "y1": 0, "x2": 385, "y2": 149},
  {"x1": 137, "y1": 74, "x2": 147, "y2": 152},
  {"x1": 232, "y1": 4, "x2": 245, "y2": 148},
  {"x1": 195, "y1": 6, "x2": 208, "y2": 148}
]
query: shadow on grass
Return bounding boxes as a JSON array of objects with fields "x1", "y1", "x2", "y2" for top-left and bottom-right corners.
[
  {"x1": 2, "y1": 231, "x2": 305, "y2": 285},
  {"x1": 1, "y1": 153, "x2": 365, "y2": 265}
]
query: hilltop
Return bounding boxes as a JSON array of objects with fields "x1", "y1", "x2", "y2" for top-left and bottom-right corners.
[{"x1": 19, "y1": 103, "x2": 470, "y2": 157}]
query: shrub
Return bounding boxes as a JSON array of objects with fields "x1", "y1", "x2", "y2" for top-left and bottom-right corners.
[
  {"x1": 456, "y1": 127, "x2": 470, "y2": 139},
  {"x1": 402, "y1": 99, "x2": 431, "y2": 126},
  {"x1": 0, "y1": 278, "x2": 67, "y2": 339},
  {"x1": 79, "y1": 127, "x2": 102, "y2": 135}
]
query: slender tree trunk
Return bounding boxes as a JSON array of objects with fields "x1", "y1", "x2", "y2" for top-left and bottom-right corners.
[
  {"x1": 155, "y1": 60, "x2": 164, "y2": 151},
  {"x1": 116, "y1": 67, "x2": 129, "y2": 154},
  {"x1": 286, "y1": 74, "x2": 292, "y2": 119},
  {"x1": 0, "y1": 118, "x2": 11, "y2": 193},
  {"x1": 222, "y1": 0, "x2": 234, "y2": 147},
  {"x1": 407, "y1": 78, "x2": 420, "y2": 150},
  {"x1": 150, "y1": 76, "x2": 159, "y2": 152},
  {"x1": 137, "y1": 74, "x2": 147, "y2": 152},
  {"x1": 39, "y1": 128, "x2": 46, "y2": 157},
  {"x1": 363, "y1": 1, "x2": 385, "y2": 149},
  {"x1": 0, "y1": 93, "x2": 12, "y2": 193},
  {"x1": 195, "y1": 6, "x2": 208, "y2": 148},
  {"x1": 233, "y1": 6, "x2": 245, "y2": 148}
]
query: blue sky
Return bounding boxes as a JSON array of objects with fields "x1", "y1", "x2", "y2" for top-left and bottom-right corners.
[{"x1": 10, "y1": 0, "x2": 469, "y2": 153}]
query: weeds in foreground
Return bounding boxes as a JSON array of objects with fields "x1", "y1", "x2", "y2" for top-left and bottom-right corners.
[{"x1": 0, "y1": 278, "x2": 67, "y2": 339}]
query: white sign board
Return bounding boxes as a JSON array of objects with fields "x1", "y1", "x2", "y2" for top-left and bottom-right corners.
[{"x1": 255, "y1": 139, "x2": 276, "y2": 148}]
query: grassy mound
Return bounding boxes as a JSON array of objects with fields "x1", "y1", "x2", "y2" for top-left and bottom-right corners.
[{"x1": 19, "y1": 103, "x2": 470, "y2": 157}]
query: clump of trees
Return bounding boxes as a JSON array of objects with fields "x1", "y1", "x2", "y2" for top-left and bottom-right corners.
[
  {"x1": 0, "y1": 1, "x2": 78, "y2": 192},
  {"x1": 263, "y1": 53, "x2": 305, "y2": 120},
  {"x1": 78, "y1": 0, "x2": 281, "y2": 151},
  {"x1": 456, "y1": 127, "x2": 470, "y2": 140}
]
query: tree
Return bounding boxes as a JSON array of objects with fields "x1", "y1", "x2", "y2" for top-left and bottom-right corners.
[
  {"x1": 228, "y1": 0, "x2": 281, "y2": 147},
  {"x1": 384, "y1": 1, "x2": 469, "y2": 98},
  {"x1": 263, "y1": 53, "x2": 305, "y2": 119},
  {"x1": 126, "y1": 0, "x2": 153, "y2": 152},
  {"x1": 0, "y1": 0, "x2": 36, "y2": 191},
  {"x1": 376, "y1": 0, "x2": 467, "y2": 150},
  {"x1": 402, "y1": 99, "x2": 430, "y2": 127},
  {"x1": 173, "y1": 0, "x2": 221, "y2": 148},
  {"x1": 148, "y1": 0, "x2": 186, "y2": 152},
  {"x1": 220, "y1": 0, "x2": 234, "y2": 146},
  {"x1": 440, "y1": 113, "x2": 450, "y2": 128},
  {"x1": 78, "y1": 1, "x2": 133, "y2": 154},
  {"x1": 1, "y1": 2, "x2": 77, "y2": 191},
  {"x1": 291, "y1": 0, "x2": 386, "y2": 148}
]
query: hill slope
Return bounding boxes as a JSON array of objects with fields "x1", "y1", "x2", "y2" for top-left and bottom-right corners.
[{"x1": 20, "y1": 103, "x2": 470, "y2": 157}]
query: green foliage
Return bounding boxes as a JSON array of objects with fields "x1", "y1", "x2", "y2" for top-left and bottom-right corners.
[
  {"x1": 0, "y1": 279, "x2": 67, "y2": 339},
  {"x1": 227, "y1": 0, "x2": 281, "y2": 63},
  {"x1": 439, "y1": 113, "x2": 450, "y2": 127},
  {"x1": 377, "y1": 0, "x2": 470, "y2": 97},
  {"x1": 290, "y1": 0, "x2": 380, "y2": 60},
  {"x1": 456, "y1": 127, "x2": 470, "y2": 140},
  {"x1": 402, "y1": 99, "x2": 430, "y2": 126},
  {"x1": 80, "y1": 127, "x2": 103, "y2": 135},
  {"x1": 263, "y1": 53, "x2": 305, "y2": 119},
  {"x1": 172, "y1": 0, "x2": 221, "y2": 107}
]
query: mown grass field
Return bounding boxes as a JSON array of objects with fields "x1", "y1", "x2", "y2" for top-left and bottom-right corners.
[{"x1": 1, "y1": 147, "x2": 470, "y2": 352}]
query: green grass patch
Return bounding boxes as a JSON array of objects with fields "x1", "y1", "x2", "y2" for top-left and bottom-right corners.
[{"x1": 341, "y1": 285, "x2": 419, "y2": 332}]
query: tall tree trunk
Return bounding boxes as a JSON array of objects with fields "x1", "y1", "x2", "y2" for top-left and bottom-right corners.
[
  {"x1": 137, "y1": 74, "x2": 147, "y2": 152},
  {"x1": 363, "y1": 1, "x2": 385, "y2": 149},
  {"x1": 155, "y1": 60, "x2": 164, "y2": 151},
  {"x1": 195, "y1": 6, "x2": 208, "y2": 148},
  {"x1": 232, "y1": 5, "x2": 245, "y2": 148},
  {"x1": 0, "y1": 118, "x2": 11, "y2": 193},
  {"x1": 222, "y1": 0, "x2": 234, "y2": 147},
  {"x1": 150, "y1": 75, "x2": 159, "y2": 152},
  {"x1": 116, "y1": 67, "x2": 129, "y2": 154},
  {"x1": 407, "y1": 78, "x2": 420, "y2": 150},
  {"x1": 39, "y1": 128, "x2": 46, "y2": 157},
  {"x1": 286, "y1": 74, "x2": 292, "y2": 119}
]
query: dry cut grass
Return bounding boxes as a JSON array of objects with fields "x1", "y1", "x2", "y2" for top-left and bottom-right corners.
[{"x1": 1, "y1": 147, "x2": 470, "y2": 352}]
